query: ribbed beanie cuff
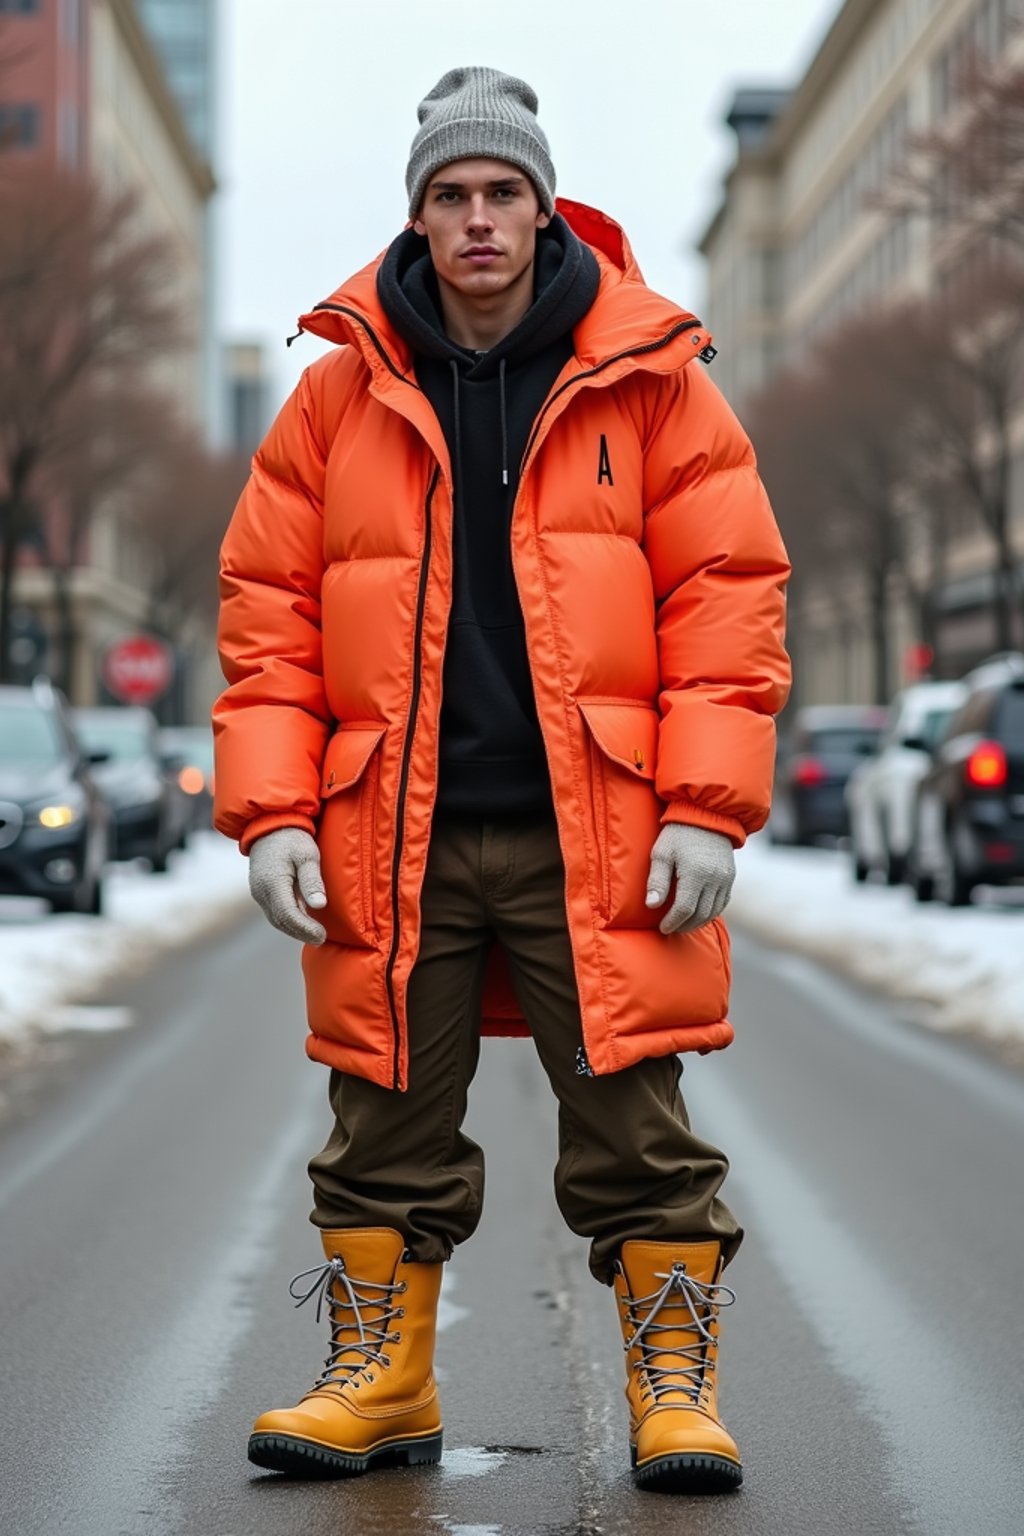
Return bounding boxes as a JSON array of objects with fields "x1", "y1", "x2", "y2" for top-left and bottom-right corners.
[{"x1": 407, "y1": 66, "x2": 556, "y2": 218}]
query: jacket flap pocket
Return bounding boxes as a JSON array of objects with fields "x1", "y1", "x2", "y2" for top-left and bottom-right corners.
[
  {"x1": 321, "y1": 725, "x2": 386, "y2": 796},
  {"x1": 577, "y1": 700, "x2": 657, "y2": 781}
]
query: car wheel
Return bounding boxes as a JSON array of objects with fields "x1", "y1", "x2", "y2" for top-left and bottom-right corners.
[
  {"x1": 852, "y1": 854, "x2": 869, "y2": 883},
  {"x1": 151, "y1": 846, "x2": 170, "y2": 874},
  {"x1": 935, "y1": 830, "x2": 973, "y2": 907},
  {"x1": 912, "y1": 869, "x2": 935, "y2": 902},
  {"x1": 884, "y1": 851, "x2": 905, "y2": 887}
]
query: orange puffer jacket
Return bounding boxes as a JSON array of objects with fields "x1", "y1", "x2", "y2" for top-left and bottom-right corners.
[{"x1": 213, "y1": 198, "x2": 791, "y2": 1090}]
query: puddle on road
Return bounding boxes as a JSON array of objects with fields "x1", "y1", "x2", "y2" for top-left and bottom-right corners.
[
  {"x1": 438, "y1": 1445, "x2": 508, "y2": 1479},
  {"x1": 431, "y1": 1523, "x2": 502, "y2": 1536}
]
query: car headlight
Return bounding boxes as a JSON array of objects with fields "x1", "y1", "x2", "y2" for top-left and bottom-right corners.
[{"x1": 36, "y1": 804, "x2": 81, "y2": 829}]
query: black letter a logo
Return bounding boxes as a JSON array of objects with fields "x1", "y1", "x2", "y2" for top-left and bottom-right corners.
[{"x1": 597, "y1": 433, "x2": 614, "y2": 486}]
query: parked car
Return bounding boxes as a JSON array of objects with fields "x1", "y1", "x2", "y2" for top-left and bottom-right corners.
[
  {"x1": 845, "y1": 680, "x2": 967, "y2": 884},
  {"x1": 909, "y1": 654, "x2": 1024, "y2": 905},
  {"x1": 0, "y1": 679, "x2": 111, "y2": 914},
  {"x1": 157, "y1": 725, "x2": 215, "y2": 830},
  {"x1": 72, "y1": 706, "x2": 189, "y2": 872},
  {"x1": 771, "y1": 704, "x2": 888, "y2": 845}
]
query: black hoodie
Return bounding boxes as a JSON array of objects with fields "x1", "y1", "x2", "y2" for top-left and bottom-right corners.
[{"x1": 377, "y1": 215, "x2": 600, "y2": 817}]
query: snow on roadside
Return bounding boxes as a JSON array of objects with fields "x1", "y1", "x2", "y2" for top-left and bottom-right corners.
[
  {"x1": 0, "y1": 831, "x2": 250, "y2": 1047},
  {"x1": 730, "y1": 836, "x2": 1024, "y2": 1044}
]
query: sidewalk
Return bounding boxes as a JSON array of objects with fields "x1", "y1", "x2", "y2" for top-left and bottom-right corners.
[
  {"x1": 0, "y1": 832, "x2": 250, "y2": 1049},
  {"x1": 730, "y1": 837, "x2": 1024, "y2": 1051}
]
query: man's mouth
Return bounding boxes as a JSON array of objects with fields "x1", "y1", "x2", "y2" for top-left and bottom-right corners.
[{"x1": 461, "y1": 246, "x2": 502, "y2": 263}]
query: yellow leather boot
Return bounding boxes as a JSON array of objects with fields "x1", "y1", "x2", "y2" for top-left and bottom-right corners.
[
  {"x1": 613, "y1": 1239, "x2": 742, "y2": 1493},
  {"x1": 248, "y1": 1227, "x2": 443, "y2": 1477}
]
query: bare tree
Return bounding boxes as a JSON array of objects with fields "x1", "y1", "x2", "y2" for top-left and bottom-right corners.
[
  {"x1": 0, "y1": 165, "x2": 185, "y2": 680},
  {"x1": 901, "y1": 273, "x2": 1024, "y2": 654},
  {"x1": 879, "y1": 29, "x2": 1024, "y2": 259},
  {"x1": 749, "y1": 310, "x2": 936, "y2": 702},
  {"x1": 129, "y1": 426, "x2": 248, "y2": 647}
]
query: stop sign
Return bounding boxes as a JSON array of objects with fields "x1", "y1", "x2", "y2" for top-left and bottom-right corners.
[{"x1": 102, "y1": 634, "x2": 174, "y2": 706}]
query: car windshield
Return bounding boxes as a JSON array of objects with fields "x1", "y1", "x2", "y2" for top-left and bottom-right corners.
[
  {"x1": 163, "y1": 733, "x2": 213, "y2": 773},
  {"x1": 809, "y1": 727, "x2": 881, "y2": 756},
  {"x1": 995, "y1": 688, "x2": 1024, "y2": 748},
  {"x1": 0, "y1": 704, "x2": 62, "y2": 767},
  {"x1": 919, "y1": 708, "x2": 955, "y2": 751},
  {"x1": 76, "y1": 718, "x2": 150, "y2": 762}
]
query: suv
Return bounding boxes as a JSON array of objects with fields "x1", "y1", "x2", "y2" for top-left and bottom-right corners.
[
  {"x1": 911, "y1": 655, "x2": 1024, "y2": 904},
  {"x1": 771, "y1": 705, "x2": 888, "y2": 845},
  {"x1": 846, "y1": 680, "x2": 967, "y2": 884},
  {"x1": 0, "y1": 680, "x2": 111, "y2": 913},
  {"x1": 72, "y1": 706, "x2": 188, "y2": 872}
]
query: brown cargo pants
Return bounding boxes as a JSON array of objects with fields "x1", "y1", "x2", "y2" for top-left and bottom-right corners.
[{"x1": 308, "y1": 809, "x2": 741, "y2": 1283}]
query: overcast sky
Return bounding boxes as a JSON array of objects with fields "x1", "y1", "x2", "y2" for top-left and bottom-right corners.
[{"x1": 217, "y1": 0, "x2": 841, "y2": 412}]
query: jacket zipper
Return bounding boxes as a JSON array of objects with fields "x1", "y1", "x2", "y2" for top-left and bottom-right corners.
[
  {"x1": 509, "y1": 315, "x2": 704, "y2": 1075},
  {"x1": 384, "y1": 464, "x2": 439, "y2": 1088},
  {"x1": 310, "y1": 301, "x2": 416, "y2": 383},
  {"x1": 519, "y1": 318, "x2": 704, "y2": 475},
  {"x1": 308, "y1": 299, "x2": 431, "y2": 1089}
]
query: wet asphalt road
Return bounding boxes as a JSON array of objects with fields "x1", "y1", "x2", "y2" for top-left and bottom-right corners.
[{"x1": 1, "y1": 909, "x2": 1023, "y2": 1536}]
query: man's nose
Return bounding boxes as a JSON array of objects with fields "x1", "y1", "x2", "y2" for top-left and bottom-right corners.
[{"x1": 465, "y1": 197, "x2": 495, "y2": 231}]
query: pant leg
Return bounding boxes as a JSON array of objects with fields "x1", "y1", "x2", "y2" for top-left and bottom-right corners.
[
  {"x1": 483, "y1": 811, "x2": 743, "y2": 1284},
  {"x1": 307, "y1": 816, "x2": 491, "y2": 1262}
]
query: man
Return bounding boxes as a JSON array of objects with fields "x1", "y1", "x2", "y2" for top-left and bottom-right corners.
[{"x1": 213, "y1": 65, "x2": 790, "y2": 1495}]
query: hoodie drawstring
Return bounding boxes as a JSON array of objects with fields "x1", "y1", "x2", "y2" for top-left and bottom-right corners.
[
  {"x1": 449, "y1": 360, "x2": 463, "y2": 509},
  {"x1": 499, "y1": 357, "x2": 509, "y2": 488},
  {"x1": 449, "y1": 356, "x2": 511, "y2": 493}
]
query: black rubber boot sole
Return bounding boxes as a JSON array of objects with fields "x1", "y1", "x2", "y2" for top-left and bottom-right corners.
[
  {"x1": 631, "y1": 1444, "x2": 743, "y2": 1494},
  {"x1": 248, "y1": 1429, "x2": 443, "y2": 1478}
]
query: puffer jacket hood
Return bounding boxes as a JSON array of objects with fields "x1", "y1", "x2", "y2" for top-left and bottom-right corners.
[
  {"x1": 214, "y1": 198, "x2": 792, "y2": 1091},
  {"x1": 375, "y1": 212, "x2": 600, "y2": 375}
]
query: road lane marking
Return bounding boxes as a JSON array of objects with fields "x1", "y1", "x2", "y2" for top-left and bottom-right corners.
[
  {"x1": 688, "y1": 1055, "x2": 1023, "y2": 1536},
  {"x1": 55, "y1": 1067, "x2": 323, "y2": 1536}
]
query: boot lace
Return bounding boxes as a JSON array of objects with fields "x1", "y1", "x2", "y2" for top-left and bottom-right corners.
[
  {"x1": 289, "y1": 1257, "x2": 406, "y2": 1390},
  {"x1": 623, "y1": 1261, "x2": 736, "y2": 1405}
]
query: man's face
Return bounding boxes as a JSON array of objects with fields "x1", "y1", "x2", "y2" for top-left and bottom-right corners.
[{"x1": 413, "y1": 158, "x2": 551, "y2": 299}]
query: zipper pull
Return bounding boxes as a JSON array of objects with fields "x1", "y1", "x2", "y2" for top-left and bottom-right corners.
[{"x1": 575, "y1": 1045, "x2": 595, "y2": 1078}]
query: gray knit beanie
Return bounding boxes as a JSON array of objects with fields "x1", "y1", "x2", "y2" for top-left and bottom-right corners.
[{"x1": 406, "y1": 66, "x2": 556, "y2": 218}]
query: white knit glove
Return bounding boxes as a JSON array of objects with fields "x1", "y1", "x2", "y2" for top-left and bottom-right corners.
[
  {"x1": 248, "y1": 827, "x2": 327, "y2": 946},
  {"x1": 645, "y1": 824, "x2": 735, "y2": 935}
]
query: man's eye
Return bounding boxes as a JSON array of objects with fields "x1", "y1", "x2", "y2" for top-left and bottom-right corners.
[{"x1": 437, "y1": 191, "x2": 459, "y2": 203}]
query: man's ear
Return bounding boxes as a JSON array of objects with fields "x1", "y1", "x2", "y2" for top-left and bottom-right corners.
[
  {"x1": 413, "y1": 216, "x2": 427, "y2": 237},
  {"x1": 537, "y1": 211, "x2": 552, "y2": 229}
]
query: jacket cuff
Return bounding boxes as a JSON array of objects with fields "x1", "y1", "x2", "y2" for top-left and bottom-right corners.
[
  {"x1": 659, "y1": 799, "x2": 747, "y2": 849},
  {"x1": 238, "y1": 811, "x2": 317, "y2": 857}
]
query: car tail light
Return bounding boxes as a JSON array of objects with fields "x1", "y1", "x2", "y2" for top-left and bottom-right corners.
[
  {"x1": 793, "y1": 757, "x2": 827, "y2": 788},
  {"x1": 178, "y1": 765, "x2": 205, "y2": 795},
  {"x1": 966, "y1": 741, "x2": 1007, "y2": 788}
]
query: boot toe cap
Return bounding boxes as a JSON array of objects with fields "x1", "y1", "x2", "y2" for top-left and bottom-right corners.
[{"x1": 636, "y1": 1405, "x2": 741, "y2": 1469}]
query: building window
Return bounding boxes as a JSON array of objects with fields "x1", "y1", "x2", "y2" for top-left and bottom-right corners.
[
  {"x1": 60, "y1": 0, "x2": 81, "y2": 46},
  {"x1": 0, "y1": 104, "x2": 40, "y2": 148},
  {"x1": 58, "y1": 99, "x2": 79, "y2": 167},
  {"x1": 0, "y1": 0, "x2": 40, "y2": 13}
]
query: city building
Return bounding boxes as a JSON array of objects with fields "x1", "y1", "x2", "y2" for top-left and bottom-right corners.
[
  {"x1": 134, "y1": 0, "x2": 214, "y2": 160},
  {"x1": 0, "y1": 0, "x2": 218, "y2": 718},
  {"x1": 224, "y1": 341, "x2": 272, "y2": 458},
  {"x1": 700, "y1": 0, "x2": 1021, "y2": 703}
]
